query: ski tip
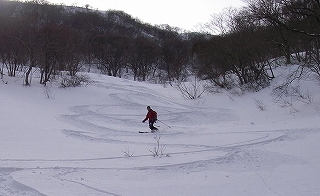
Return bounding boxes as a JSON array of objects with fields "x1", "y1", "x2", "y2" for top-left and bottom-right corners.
[{"x1": 139, "y1": 129, "x2": 159, "y2": 133}]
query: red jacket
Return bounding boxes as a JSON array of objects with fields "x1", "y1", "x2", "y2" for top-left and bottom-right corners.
[{"x1": 143, "y1": 109, "x2": 157, "y2": 122}]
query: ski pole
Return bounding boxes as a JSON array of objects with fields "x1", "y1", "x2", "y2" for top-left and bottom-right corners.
[{"x1": 157, "y1": 119, "x2": 171, "y2": 128}]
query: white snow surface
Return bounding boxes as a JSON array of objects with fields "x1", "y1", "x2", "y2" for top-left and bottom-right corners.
[{"x1": 0, "y1": 66, "x2": 320, "y2": 196}]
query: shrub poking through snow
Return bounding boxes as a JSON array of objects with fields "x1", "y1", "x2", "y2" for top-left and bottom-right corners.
[{"x1": 58, "y1": 74, "x2": 92, "y2": 88}]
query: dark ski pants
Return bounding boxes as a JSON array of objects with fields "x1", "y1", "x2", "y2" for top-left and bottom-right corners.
[{"x1": 149, "y1": 120, "x2": 157, "y2": 130}]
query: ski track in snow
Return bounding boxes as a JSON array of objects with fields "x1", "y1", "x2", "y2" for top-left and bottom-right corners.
[
  {"x1": 1, "y1": 80, "x2": 319, "y2": 195},
  {"x1": 0, "y1": 168, "x2": 45, "y2": 196}
]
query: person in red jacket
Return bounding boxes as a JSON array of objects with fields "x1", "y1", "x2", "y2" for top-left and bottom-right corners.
[{"x1": 142, "y1": 106, "x2": 158, "y2": 131}]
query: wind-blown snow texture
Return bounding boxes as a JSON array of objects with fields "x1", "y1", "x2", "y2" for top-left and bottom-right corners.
[{"x1": 0, "y1": 66, "x2": 319, "y2": 196}]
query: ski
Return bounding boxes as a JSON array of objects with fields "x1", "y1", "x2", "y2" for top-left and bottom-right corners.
[{"x1": 139, "y1": 129, "x2": 158, "y2": 133}]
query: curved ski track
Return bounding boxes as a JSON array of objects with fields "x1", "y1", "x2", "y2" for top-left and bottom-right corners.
[{"x1": 1, "y1": 80, "x2": 318, "y2": 195}]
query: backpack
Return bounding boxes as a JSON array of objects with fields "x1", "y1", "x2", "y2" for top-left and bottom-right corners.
[{"x1": 151, "y1": 110, "x2": 157, "y2": 120}]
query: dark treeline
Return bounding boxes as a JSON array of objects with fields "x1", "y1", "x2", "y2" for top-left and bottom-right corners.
[
  {"x1": 0, "y1": 0, "x2": 319, "y2": 89},
  {"x1": 194, "y1": 0, "x2": 320, "y2": 90},
  {"x1": 0, "y1": 0, "x2": 199, "y2": 85}
]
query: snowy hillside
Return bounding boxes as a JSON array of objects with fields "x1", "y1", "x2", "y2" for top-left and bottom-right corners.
[{"x1": 0, "y1": 65, "x2": 319, "y2": 196}]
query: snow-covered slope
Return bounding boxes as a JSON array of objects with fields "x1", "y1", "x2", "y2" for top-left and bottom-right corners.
[{"x1": 0, "y1": 67, "x2": 319, "y2": 195}]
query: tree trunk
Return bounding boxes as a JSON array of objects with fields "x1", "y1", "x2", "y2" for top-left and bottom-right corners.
[{"x1": 25, "y1": 65, "x2": 32, "y2": 86}]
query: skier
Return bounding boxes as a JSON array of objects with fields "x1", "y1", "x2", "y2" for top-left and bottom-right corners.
[{"x1": 142, "y1": 106, "x2": 158, "y2": 132}]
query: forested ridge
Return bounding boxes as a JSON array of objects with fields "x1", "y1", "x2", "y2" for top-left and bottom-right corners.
[{"x1": 0, "y1": 0, "x2": 319, "y2": 90}]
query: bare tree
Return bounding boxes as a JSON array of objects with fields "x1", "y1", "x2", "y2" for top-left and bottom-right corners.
[
  {"x1": 128, "y1": 37, "x2": 160, "y2": 81},
  {"x1": 193, "y1": 7, "x2": 275, "y2": 90},
  {"x1": 93, "y1": 33, "x2": 130, "y2": 77},
  {"x1": 160, "y1": 38, "x2": 190, "y2": 82}
]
